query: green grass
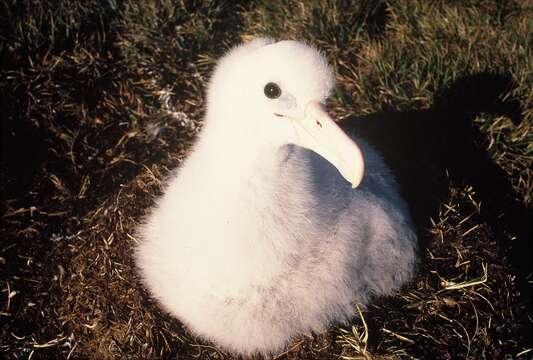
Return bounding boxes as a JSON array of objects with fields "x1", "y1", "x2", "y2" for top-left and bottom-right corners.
[{"x1": 1, "y1": 0, "x2": 531, "y2": 359}]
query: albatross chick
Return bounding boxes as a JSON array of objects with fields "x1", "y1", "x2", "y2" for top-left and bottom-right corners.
[{"x1": 136, "y1": 38, "x2": 417, "y2": 356}]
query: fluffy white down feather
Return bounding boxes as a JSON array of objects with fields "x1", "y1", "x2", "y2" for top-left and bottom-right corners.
[{"x1": 135, "y1": 38, "x2": 417, "y2": 356}]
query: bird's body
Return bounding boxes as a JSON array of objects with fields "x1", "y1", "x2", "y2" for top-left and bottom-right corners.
[{"x1": 136, "y1": 39, "x2": 417, "y2": 355}]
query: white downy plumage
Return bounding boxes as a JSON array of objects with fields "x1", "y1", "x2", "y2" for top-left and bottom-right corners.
[{"x1": 136, "y1": 38, "x2": 417, "y2": 356}]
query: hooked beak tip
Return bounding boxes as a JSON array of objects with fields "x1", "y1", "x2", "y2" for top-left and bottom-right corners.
[{"x1": 302, "y1": 101, "x2": 365, "y2": 189}]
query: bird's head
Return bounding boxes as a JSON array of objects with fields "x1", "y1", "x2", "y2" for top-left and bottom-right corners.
[{"x1": 206, "y1": 38, "x2": 364, "y2": 188}]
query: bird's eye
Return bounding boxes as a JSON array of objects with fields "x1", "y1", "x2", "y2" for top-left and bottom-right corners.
[{"x1": 264, "y1": 82, "x2": 281, "y2": 99}]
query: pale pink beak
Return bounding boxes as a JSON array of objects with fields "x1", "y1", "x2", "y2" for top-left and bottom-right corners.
[{"x1": 294, "y1": 101, "x2": 365, "y2": 188}]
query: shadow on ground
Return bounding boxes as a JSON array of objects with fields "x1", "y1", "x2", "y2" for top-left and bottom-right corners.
[{"x1": 342, "y1": 72, "x2": 532, "y2": 353}]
